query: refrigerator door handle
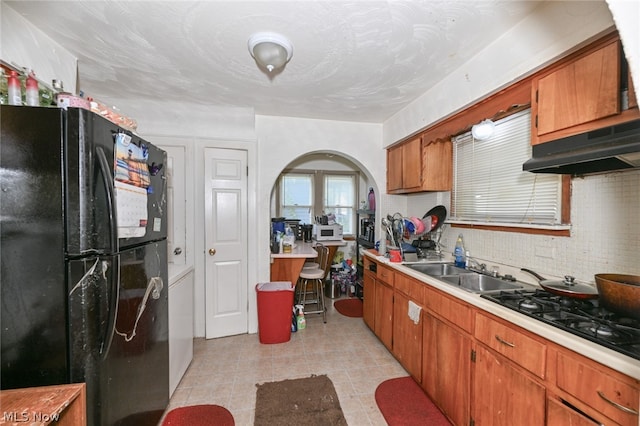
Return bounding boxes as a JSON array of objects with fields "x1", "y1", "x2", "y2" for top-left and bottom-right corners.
[
  {"x1": 96, "y1": 146, "x2": 120, "y2": 359},
  {"x1": 95, "y1": 146, "x2": 118, "y2": 253},
  {"x1": 101, "y1": 255, "x2": 120, "y2": 359}
]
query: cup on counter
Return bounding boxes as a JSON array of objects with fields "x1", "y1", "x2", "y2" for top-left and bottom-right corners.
[{"x1": 389, "y1": 249, "x2": 402, "y2": 262}]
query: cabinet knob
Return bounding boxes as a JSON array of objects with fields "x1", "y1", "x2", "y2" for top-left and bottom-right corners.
[
  {"x1": 173, "y1": 247, "x2": 182, "y2": 255},
  {"x1": 209, "y1": 248, "x2": 217, "y2": 256}
]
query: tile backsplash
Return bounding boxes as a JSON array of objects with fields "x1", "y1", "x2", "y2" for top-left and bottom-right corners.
[{"x1": 406, "y1": 169, "x2": 640, "y2": 284}]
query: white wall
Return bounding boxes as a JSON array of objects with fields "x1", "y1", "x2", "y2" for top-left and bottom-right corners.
[
  {"x1": 383, "y1": 1, "x2": 616, "y2": 146},
  {"x1": 0, "y1": 3, "x2": 77, "y2": 93},
  {"x1": 607, "y1": 0, "x2": 640, "y2": 97},
  {"x1": 255, "y1": 115, "x2": 388, "y2": 319}
]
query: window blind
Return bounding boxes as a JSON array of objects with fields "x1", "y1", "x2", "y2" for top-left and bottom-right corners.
[{"x1": 451, "y1": 110, "x2": 563, "y2": 225}]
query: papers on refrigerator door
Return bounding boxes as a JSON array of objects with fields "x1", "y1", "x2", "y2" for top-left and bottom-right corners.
[
  {"x1": 115, "y1": 180, "x2": 148, "y2": 238},
  {"x1": 113, "y1": 133, "x2": 150, "y2": 188}
]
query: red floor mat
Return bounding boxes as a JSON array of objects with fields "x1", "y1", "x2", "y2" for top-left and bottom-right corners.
[{"x1": 375, "y1": 376, "x2": 451, "y2": 426}]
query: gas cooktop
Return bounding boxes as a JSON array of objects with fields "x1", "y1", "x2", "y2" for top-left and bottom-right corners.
[{"x1": 481, "y1": 289, "x2": 640, "y2": 361}]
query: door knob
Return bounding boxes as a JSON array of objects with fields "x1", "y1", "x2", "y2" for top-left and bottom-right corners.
[{"x1": 209, "y1": 248, "x2": 217, "y2": 256}]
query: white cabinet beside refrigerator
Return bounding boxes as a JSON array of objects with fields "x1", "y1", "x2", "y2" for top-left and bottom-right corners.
[{"x1": 168, "y1": 267, "x2": 194, "y2": 396}]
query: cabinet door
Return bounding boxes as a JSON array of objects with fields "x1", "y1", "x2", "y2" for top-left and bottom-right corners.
[
  {"x1": 169, "y1": 270, "x2": 194, "y2": 396},
  {"x1": 374, "y1": 281, "x2": 393, "y2": 351},
  {"x1": 423, "y1": 313, "x2": 471, "y2": 426},
  {"x1": 472, "y1": 344, "x2": 545, "y2": 426},
  {"x1": 422, "y1": 139, "x2": 452, "y2": 191},
  {"x1": 362, "y1": 270, "x2": 375, "y2": 330},
  {"x1": 536, "y1": 40, "x2": 620, "y2": 136},
  {"x1": 547, "y1": 397, "x2": 600, "y2": 426},
  {"x1": 401, "y1": 136, "x2": 422, "y2": 189},
  {"x1": 387, "y1": 145, "x2": 404, "y2": 191},
  {"x1": 392, "y1": 292, "x2": 422, "y2": 382}
]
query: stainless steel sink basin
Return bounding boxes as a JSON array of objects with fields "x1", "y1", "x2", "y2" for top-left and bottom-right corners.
[
  {"x1": 407, "y1": 263, "x2": 467, "y2": 276},
  {"x1": 439, "y1": 273, "x2": 525, "y2": 293}
]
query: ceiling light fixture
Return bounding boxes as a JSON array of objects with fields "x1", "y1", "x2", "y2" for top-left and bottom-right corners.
[
  {"x1": 471, "y1": 119, "x2": 495, "y2": 140},
  {"x1": 248, "y1": 32, "x2": 293, "y2": 73}
]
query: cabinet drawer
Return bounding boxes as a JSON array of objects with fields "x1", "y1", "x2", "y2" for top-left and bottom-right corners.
[
  {"x1": 547, "y1": 397, "x2": 599, "y2": 426},
  {"x1": 395, "y1": 273, "x2": 424, "y2": 305},
  {"x1": 556, "y1": 352, "x2": 639, "y2": 426},
  {"x1": 475, "y1": 313, "x2": 546, "y2": 379},
  {"x1": 377, "y1": 264, "x2": 395, "y2": 286},
  {"x1": 424, "y1": 287, "x2": 472, "y2": 333}
]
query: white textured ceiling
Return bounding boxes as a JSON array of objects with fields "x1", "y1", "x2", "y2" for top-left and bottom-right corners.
[{"x1": 7, "y1": 0, "x2": 544, "y2": 123}]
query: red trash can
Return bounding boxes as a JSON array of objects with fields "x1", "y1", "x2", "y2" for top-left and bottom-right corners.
[{"x1": 256, "y1": 281, "x2": 295, "y2": 344}]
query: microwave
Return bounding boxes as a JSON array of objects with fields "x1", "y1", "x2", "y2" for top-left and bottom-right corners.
[{"x1": 313, "y1": 224, "x2": 343, "y2": 241}]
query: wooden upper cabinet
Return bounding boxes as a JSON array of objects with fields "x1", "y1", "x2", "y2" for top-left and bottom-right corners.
[
  {"x1": 532, "y1": 33, "x2": 640, "y2": 145},
  {"x1": 387, "y1": 144, "x2": 404, "y2": 191},
  {"x1": 536, "y1": 39, "x2": 620, "y2": 136},
  {"x1": 422, "y1": 139, "x2": 452, "y2": 191},
  {"x1": 387, "y1": 136, "x2": 421, "y2": 192},
  {"x1": 387, "y1": 136, "x2": 451, "y2": 194}
]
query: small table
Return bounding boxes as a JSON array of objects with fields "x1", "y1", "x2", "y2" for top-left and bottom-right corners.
[
  {"x1": 270, "y1": 241, "x2": 317, "y2": 284},
  {"x1": 270, "y1": 239, "x2": 348, "y2": 286}
]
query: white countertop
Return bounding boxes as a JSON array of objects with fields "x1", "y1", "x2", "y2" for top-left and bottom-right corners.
[
  {"x1": 270, "y1": 239, "x2": 347, "y2": 259},
  {"x1": 364, "y1": 251, "x2": 640, "y2": 381},
  {"x1": 270, "y1": 241, "x2": 318, "y2": 259}
]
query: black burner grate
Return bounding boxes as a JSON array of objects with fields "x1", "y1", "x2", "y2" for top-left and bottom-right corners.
[{"x1": 482, "y1": 290, "x2": 640, "y2": 360}]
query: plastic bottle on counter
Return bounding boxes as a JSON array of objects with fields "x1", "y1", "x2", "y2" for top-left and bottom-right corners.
[
  {"x1": 454, "y1": 234, "x2": 466, "y2": 268},
  {"x1": 25, "y1": 72, "x2": 39, "y2": 106},
  {"x1": 367, "y1": 187, "x2": 376, "y2": 211},
  {"x1": 7, "y1": 70, "x2": 21, "y2": 105}
]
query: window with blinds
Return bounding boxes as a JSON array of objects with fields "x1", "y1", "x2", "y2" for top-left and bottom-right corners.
[{"x1": 451, "y1": 109, "x2": 563, "y2": 226}]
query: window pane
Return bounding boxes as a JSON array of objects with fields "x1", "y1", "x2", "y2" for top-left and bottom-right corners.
[
  {"x1": 324, "y1": 175, "x2": 355, "y2": 234},
  {"x1": 281, "y1": 173, "x2": 313, "y2": 223},
  {"x1": 282, "y1": 174, "x2": 312, "y2": 205},
  {"x1": 452, "y1": 110, "x2": 562, "y2": 225}
]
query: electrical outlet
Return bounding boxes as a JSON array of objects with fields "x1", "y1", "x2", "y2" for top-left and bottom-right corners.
[{"x1": 535, "y1": 246, "x2": 555, "y2": 259}]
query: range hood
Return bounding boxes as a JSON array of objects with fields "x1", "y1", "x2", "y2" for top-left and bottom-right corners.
[{"x1": 523, "y1": 118, "x2": 640, "y2": 175}]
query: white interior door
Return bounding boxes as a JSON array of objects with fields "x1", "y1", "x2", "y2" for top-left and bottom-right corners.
[
  {"x1": 204, "y1": 148, "x2": 248, "y2": 339},
  {"x1": 162, "y1": 145, "x2": 186, "y2": 266}
]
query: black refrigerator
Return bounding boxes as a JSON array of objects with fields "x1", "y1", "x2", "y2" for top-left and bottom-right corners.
[{"x1": 1, "y1": 105, "x2": 169, "y2": 426}]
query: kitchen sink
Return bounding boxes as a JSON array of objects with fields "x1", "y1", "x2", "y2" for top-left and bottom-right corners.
[
  {"x1": 406, "y1": 263, "x2": 467, "y2": 276},
  {"x1": 439, "y1": 273, "x2": 525, "y2": 294}
]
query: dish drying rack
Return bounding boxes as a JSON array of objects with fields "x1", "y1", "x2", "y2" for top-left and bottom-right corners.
[{"x1": 382, "y1": 213, "x2": 445, "y2": 260}]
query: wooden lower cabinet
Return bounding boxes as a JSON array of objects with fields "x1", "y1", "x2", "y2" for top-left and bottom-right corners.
[
  {"x1": 362, "y1": 255, "x2": 639, "y2": 426},
  {"x1": 374, "y1": 280, "x2": 393, "y2": 351},
  {"x1": 472, "y1": 343, "x2": 546, "y2": 426},
  {"x1": 392, "y1": 292, "x2": 423, "y2": 382},
  {"x1": 422, "y1": 312, "x2": 471, "y2": 426}
]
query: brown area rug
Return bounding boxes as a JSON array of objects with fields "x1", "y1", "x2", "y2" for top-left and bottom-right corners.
[
  {"x1": 375, "y1": 376, "x2": 451, "y2": 426},
  {"x1": 334, "y1": 298, "x2": 363, "y2": 317},
  {"x1": 254, "y1": 374, "x2": 347, "y2": 426},
  {"x1": 162, "y1": 404, "x2": 234, "y2": 426}
]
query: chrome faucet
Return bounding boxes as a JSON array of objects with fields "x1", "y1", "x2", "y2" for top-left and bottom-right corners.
[{"x1": 466, "y1": 256, "x2": 487, "y2": 274}]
